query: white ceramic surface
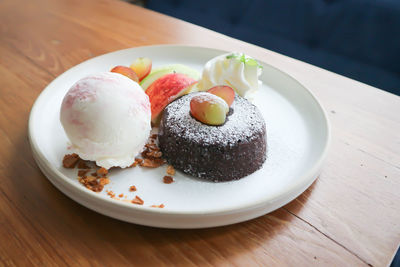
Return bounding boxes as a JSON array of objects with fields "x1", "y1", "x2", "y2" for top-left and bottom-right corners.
[{"x1": 28, "y1": 45, "x2": 330, "y2": 229}]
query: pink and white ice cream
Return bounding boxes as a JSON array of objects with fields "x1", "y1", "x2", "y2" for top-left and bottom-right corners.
[{"x1": 60, "y1": 72, "x2": 151, "y2": 169}]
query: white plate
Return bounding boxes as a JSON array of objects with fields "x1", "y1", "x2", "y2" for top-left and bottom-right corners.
[{"x1": 29, "y1": 45, "x2": 330, "y2": 228}]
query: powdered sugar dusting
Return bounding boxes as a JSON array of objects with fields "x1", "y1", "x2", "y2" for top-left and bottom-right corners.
[
  {"x1": 192, "y1": 92, "x2": 226, "y2": 105},
  {"x1": 163, "y1": 93, "x2": 265, "y2": 146}
]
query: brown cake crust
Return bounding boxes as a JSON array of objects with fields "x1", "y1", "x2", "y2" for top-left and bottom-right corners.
[{"x1": 158, "y1": 93, "x2": 267, "y2": 182}]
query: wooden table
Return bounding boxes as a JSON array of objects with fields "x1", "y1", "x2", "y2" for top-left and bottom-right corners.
[{"x1": 1, "y1": 0, "x2": 399, "y2": 266}]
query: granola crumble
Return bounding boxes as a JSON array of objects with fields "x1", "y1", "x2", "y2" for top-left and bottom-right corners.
[
  {"x1": 163, "y1": 176, "x2": 174, "y2": 184},
  {"x1": 132, "y1": 196, "x2": 144, "y2": 205},
  {"x1": 140, "y1": 158, "x2": 166, "y2": 168},
  {"x1": 166, "y1": 165, "x2": 175, "y2": 175},
  {"x1": 129, "y1": 185, "x2": 137, "y2": 192},
  {"x1": 97, "y1": 167, "x2": 108, "y2": 176},
  {"x1": 62, "y1": 153, "x2": 80, "y2": 168},
  {"x1": 77, "y1": 160, "x2": 90, "y2": 169},
  {"x1": 78, "y1": 169, "x2": 89, "y2": 177},
  {"x1": 150, "y1": 204, "x2": 165, "y2": 208},
  {"x1": 99, "y1": 177, "x2": 110, "y2": 186},
  {"x1": 79, "y1": 176, "x2": 104, "y2": 192}
]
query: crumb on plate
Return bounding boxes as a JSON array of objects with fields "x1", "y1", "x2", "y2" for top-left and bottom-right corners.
[
  {"x1": 163, "y1": 175, "x2": 174, "y2": 184},
  {"x1": 132, "y1": 196, "x2": 144, "y2": 205},
  {"x1": 151, "y1": 204, "x2": 165, "y2": 208},
  {"x1": 129, "y1": 185, "x2": 137, "y2": 192},
  {"x1": 63, "y1": 153, "x2": 80, "y2": 168}
]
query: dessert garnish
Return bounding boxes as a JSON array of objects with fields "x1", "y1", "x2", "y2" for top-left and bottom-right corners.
[
  {"x1": 62, "y1": 153, "x2": 80, "y2": 168},
  {"x1": 130, "y1": 57, "x2": 152, "y2": 82},
  {"x1": 79, "y1": 176, "x2": 110, "y2": 193},
  {"x1": 97, "y1": 167, "x2": 108, "y2": 176},
  {"x1": 136, "y1": 63, "x2": 200, "y2": 125},
  {"x1": 139, "y1": 136, "x2": 166, "y2": 168},
  {"x1": 132, "y1": 196, "x2": 144, "y2": 205},
  {"x1": 106, "y1": 190, "x2": 116, "y2": 198},
  {"x1": 140, "y1": 64, "x2": 200, "y2": 91},
  {"x1": 110, "y1": 65, "x2": 139, "y2": 82},
  {"x1": 166, "y1": 165, "x2": 175, "y2": 175},
  {"x1": 145, "y1": 73, "x2": 197, "y2": 124},
  {"x1": 207, "y1": 85, "x2": 235, "y2": 107},
  {"x1": 78, "y1": 169, "x2": 89, "y2": 177},
  {"x1": 226, "y1": 53, "x2": 263, "y2": 68},
  {"x1": 63, "y1": 153, "x2": 111, "y2": 192},
  {"x1": 197, "y1": 52, "x2": 262, "y2": 98},
  {"x1": 163, "y1": 176, "x2": 174, "y2": 184},
  {"x1": 150, "y1": 204, "x2": 165, "y2": 208},
  {"x1": 190, "y1": 92, "x2": 229, "y2": 126},
  {"x1": 129, "y1": 185, "x2": 137, "y2": 192},
  {"x1": 77, "y1": 160, "x2": 90, "y2": 169}
]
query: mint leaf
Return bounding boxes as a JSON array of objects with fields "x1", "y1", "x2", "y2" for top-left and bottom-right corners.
[
  {"x1": 226, "y1": 53, "x2": 263, "y2": 69},
  {"x1": 245, "y1": 58, "x2": 258, "y2": 66}
]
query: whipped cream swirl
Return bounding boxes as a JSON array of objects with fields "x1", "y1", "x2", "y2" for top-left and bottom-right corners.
[{"x1": 198, "y1": 53, "x2": 262, "y2": 98}]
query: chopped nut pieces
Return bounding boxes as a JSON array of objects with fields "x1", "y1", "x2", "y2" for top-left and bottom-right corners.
[
  {"x1": 63, "y1": 153, "x2": 80, "y2": 168},
  {"x1": 138, "y1": 138, "x2": 166, "y2": 168},
  {"x1": 132, "y1": 196, "x2": 144, "y2": 205},
  {"x1": 106, "y1": 190, "x2": 116, "y2": 198},
  {"x1": 63, "y1": 133, "x2": 170, "y2": 200},
  {"x1": 62, "y1": 154, "x2": 113, "y2": 194},
  {"x1": 79, "y1": 176, "x2": 104, "y2": 192},
  {"x1": 99, "y1": 177, "x2": 110, "y2": 186},
  {"x1": 129, "y1": 158, "x2": 143, "y2": 168},
  {"x1": 166, "y1": 165, "x2": 175, "y2": 175},
  {"x1": 129, "y1": 185, "x2": 137, "y2": 192},
  {"x1": 151, "y1": 204, "x2": 165, "y2": 208},
  {"x1": 129, "y1": 162, "x2": 138, "y2": 168},
  {"x1": 144, "y1": 150, "x2": 162, "y2": 158},
  {"x1": 97, "y1": 167, "x2": 108, "y2": 176},
  {"x1": 105, "y1": 190, "x2": 145, "y2": 205},
  {"x1": 140, "y1": 158, "x2": 166, "y2": 168},
  {"x1": 143, "y1": 143, "x2": 163, "y2": 158},
  {"x1": 163, "y1": 176, "x2": 174, "y2": 184},
  {"x1": 78, "y1": 169, "x2": 89, "y2": 177},
  {"x1": 77, "y1": 160, "x2": 90, "y2": 169},
  {"x1": 144, "y1": 143, "x2": 158, "y2": 150}
]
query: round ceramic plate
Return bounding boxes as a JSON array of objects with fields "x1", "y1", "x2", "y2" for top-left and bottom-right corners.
[{"x1": 29, "y1": 45, "x2": 330, "y2": 229}]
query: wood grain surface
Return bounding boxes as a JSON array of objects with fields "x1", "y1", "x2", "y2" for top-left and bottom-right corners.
[{"x1": 1, "y1": 0, "x2": 399, "y2": 266}]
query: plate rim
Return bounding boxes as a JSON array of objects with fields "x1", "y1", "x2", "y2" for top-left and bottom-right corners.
[{"x1": 28, "y1": 44, "x2": 331, "y2": 219}]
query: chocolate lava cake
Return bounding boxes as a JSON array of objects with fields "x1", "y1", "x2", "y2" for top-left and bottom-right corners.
[{"x1": 158, "y1": 93, "x2": 267, "y2": 182}]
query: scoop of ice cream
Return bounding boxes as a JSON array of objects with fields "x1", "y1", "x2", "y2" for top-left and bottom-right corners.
[
  {"x1": 60, "y1": 72, "x2": 151, "y2": 169},
  {"x1": 198, "y1": 53, "x2": 262, "y2": 98}
]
